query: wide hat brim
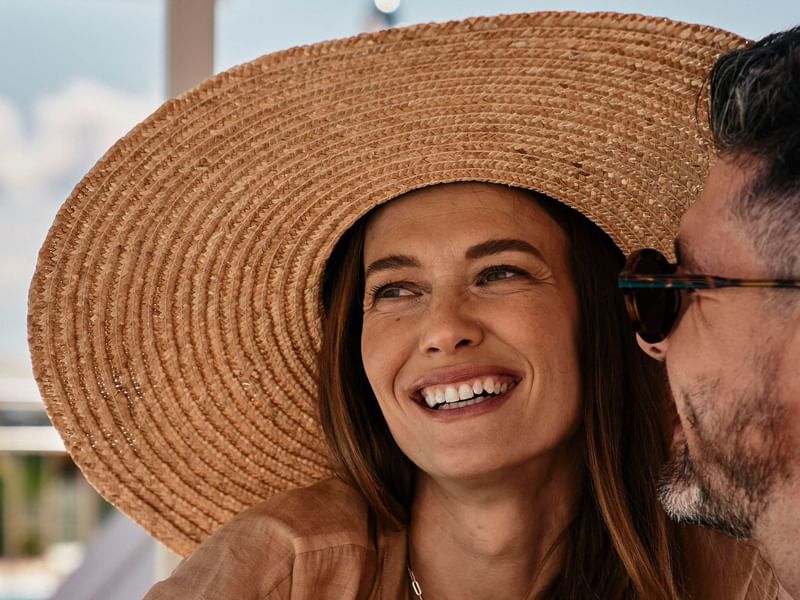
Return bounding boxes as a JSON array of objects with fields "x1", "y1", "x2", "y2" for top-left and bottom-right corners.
[{"x1": 29, "y1": 11, "x2": 744, "y2": 556}]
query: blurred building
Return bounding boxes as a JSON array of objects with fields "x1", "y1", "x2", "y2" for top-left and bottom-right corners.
[{"x1": 0, "y1": 378, "x2": 114, "y2": 599}]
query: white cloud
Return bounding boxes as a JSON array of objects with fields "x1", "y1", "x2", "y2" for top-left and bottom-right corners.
[
  {"x1": 0, "y1": 79, "x2": 157, "y2": 204},
  {"x1": 0, "y1": 98, "x2": 25, "y2": 147},
  {"x1": 0, "y1": 80, "x2": 158, "y2": 365}
]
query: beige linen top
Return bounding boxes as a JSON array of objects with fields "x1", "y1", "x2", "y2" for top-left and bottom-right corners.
[{"x1": 143, "y1": 477, "x2": 780, "y2": 600}]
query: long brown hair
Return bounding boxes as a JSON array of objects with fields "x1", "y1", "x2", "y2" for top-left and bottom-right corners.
[{"x1": 318, "y1": 186, "x2": 684, "y2": 598}]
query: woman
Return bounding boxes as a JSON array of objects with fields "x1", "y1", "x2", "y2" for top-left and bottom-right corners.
[
  {"x1": 319, "y1": 181, "x2": 676, "y2": 597},
  {"x1": 28, "y1": 11, "x2": 777, "y2": 599}
]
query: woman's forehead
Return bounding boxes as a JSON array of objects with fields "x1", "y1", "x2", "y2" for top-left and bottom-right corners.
[{"x1": 364, "y1": 182, "x2": 568, "y2": 255}]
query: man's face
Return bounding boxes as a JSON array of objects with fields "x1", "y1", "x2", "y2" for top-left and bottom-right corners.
[{"x1": 638, "y1": 157, "x2": 798, "y2": 538}]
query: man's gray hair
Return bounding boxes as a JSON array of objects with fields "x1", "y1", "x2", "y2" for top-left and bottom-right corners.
[{"x1": 708, "y1": 26, "x2": 800, "y2": 278}]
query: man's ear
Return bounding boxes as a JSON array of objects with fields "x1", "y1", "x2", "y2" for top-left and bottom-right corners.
[{"x1": 636, "y1": 333, "x2": 667, "y2": 361}]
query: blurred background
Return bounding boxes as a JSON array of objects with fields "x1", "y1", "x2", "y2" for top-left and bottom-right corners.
[{"x1": 0, "y1": 1, "x2": 797, "y2": 598}]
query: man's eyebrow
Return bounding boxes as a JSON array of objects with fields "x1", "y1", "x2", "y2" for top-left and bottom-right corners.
[
  {"x1": 674, "y1": 237, "x2": 701, "y2": 272},
  {"x1": 465, "y1": 238, "x2": 547, "y2": 262},
  {"x1": 364, "y1": 254, "x2": 420, "y2": 278}
]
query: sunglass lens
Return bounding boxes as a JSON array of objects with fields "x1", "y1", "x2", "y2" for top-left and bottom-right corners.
[
  {"x1": 631, "y1": 287, "x2": 680, "y2": 343},
  {"x1": 625, "y1": 250, "x2": 680, "y2": 343}
]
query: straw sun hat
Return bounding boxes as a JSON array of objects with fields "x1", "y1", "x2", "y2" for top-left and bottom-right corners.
[{"x1": 29, "y1": 11, "x2": 744, "y2": 555}]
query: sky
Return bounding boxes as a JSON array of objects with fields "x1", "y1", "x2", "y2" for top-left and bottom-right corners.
[{"x1": 0, "y1": 0, "x2": 798, "y2": 377}]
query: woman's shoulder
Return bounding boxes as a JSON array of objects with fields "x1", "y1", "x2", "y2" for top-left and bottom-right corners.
[
  {"x1": 143, "y1": 477, "x2": 388, "y2": 600},
  {"x1": 235, "y1": 476, "x2": 373, "y2": 544}
]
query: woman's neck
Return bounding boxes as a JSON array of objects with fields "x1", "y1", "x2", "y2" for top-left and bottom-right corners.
[{"x1": 407, "y1": 451, "x2": 582, "y2": 600}]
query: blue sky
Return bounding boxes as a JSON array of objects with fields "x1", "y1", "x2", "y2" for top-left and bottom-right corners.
[
  {"x1": 0, "y1": 0, "x2": 798, "y2": 375},
  {"x1": 3, "y1": 0, "x2": 798, "y2": 115}
]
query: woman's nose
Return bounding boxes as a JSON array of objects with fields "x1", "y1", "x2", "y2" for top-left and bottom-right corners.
[{"x1": 417, "y1": 293, "x2": 484, "y2": 355}]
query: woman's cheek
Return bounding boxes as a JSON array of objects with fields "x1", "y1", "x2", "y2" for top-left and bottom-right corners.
[{"x1": 361, "y1": 314, "x2": 409, "y2": 399}]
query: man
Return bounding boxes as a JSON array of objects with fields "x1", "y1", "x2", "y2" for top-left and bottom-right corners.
[{"x1": 627, "y1": 26, "x2": 800, "y2": 596}]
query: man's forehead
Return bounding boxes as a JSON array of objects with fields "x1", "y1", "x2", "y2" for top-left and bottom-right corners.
[
  {"x1": 685, "y1": 159, "x2": 741, "y2": 221},
  {"x1": 676, "y1": 187, "x2": 722, "y2": 272},
  {"x1": 676, "y1": 157, "x2": 757, "y2": 274}
]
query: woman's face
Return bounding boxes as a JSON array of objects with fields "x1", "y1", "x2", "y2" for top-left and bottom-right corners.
[{"x1": 361, "y1": 183, "x2": 582, "y2": 482}]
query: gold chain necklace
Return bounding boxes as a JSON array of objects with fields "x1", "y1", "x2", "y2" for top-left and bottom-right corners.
[{"x1": 407, "y1": 565, "x2": 424, "y2": 599}]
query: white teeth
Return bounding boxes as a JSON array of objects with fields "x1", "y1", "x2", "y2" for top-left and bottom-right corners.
[
  {"x1": 420, "y1": 377, "x2": 517, "y2": 409},
  {"x1": 440, "y1": 396, "x2": 479, "y2": 410}
]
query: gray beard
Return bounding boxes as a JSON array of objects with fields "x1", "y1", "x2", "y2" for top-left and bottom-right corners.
[{"x1": 657, "y1": 361, "x2": 790, "y2": 539}]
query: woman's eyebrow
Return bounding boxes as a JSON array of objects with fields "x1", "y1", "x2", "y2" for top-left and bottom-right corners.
[
  {"x1": 364, "y1": 254, "x2": 420, "y2": 278},
  {"x1": 364, "y1": 239, "x2": 545, "y2": 277},
  {"x1": 465, "y1": 238, "x2": 546, "y2": 262}
]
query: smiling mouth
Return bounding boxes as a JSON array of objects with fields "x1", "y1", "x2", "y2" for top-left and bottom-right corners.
[{"x1": 417, "y1": 376, "x2": 519, "y2": 411}]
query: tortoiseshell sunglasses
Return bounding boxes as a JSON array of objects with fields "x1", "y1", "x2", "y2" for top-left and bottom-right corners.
[{"x1": 618, "y1": 248, "x2": 800, "y2": 343}]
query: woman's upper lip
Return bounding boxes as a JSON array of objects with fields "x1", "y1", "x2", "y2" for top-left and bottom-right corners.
[{"x1": 408, "y1": 365, "x2": 522, "y2": 396}]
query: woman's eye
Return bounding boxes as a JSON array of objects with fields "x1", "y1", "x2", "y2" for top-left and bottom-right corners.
[
  {"x1": 479, "y1": 266, "x2": 525, "y2": 283},
  {"x1": 379, "y1": 287, "x2": 411, "y2": 298},
  {"x1": 369, "y1": 283, "x2": 415, "y2": 299}
]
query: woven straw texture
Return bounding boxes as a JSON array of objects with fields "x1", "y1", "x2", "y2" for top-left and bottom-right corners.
[{"x1": 28, "y1": 11, "x2": 744, "y2": 555}]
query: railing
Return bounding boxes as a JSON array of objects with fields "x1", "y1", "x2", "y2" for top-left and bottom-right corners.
[{"x1": 0, "y1": 377, "x2": 64, "y2": 454}]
